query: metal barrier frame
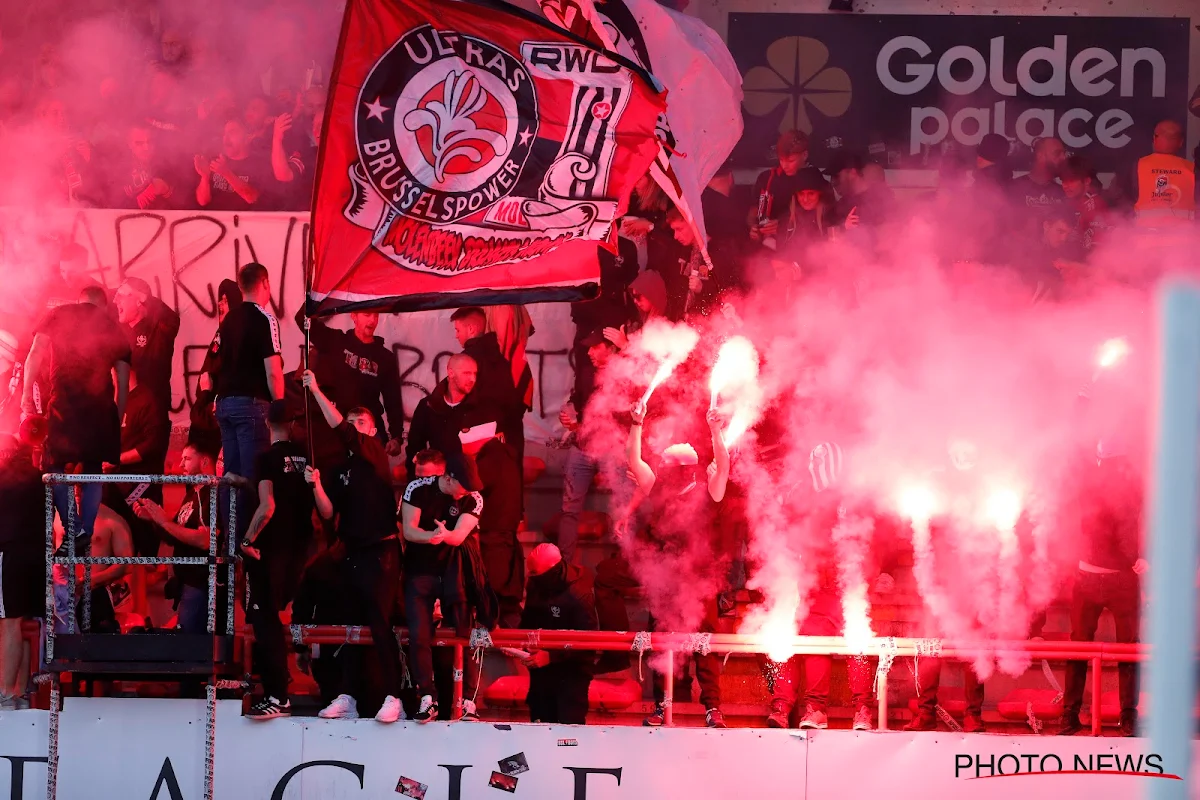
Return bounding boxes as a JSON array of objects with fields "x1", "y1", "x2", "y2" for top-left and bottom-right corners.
[
  {"x1": 267, "y1": 626, "x2": 1146, "y2": 734},
  {"x1": 41, "y1": 472, "x2": 239, "y2": 800}
]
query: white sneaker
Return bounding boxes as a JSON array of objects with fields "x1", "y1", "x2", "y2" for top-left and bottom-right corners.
[
  {"x1": 460, "y1": 699, "x2": 480, "y2": 722},
  {"x1": 375, "y1": 695, "x2": 403, "y2": 723},
  {"x1": 318, "y1": 694, "x2": 359, "y2": 720},
  {"x1": 415, "y1": 694, "x2": 438, "y2": 723}
]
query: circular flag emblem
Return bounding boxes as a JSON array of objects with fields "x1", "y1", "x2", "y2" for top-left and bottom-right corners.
[{"x1": 356, "y1": 25, "x2": 538, "y2": 224}]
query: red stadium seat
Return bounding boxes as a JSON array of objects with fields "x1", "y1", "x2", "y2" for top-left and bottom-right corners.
[
  {"x1": 483, "y1": 674, "x2": 640, "y2": 712},
  {"x1": 996, "y1": 689, "x2": 1063, "y2": 721}
]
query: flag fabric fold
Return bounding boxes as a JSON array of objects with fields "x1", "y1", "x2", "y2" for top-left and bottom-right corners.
[{"x1": 309, "y1": 0, "x2": 666, "y2": 316}]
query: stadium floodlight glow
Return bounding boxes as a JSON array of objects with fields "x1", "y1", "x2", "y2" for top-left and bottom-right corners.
[{"x1": 1097, "y1": 337, "x2": 1130, "y2": 370}]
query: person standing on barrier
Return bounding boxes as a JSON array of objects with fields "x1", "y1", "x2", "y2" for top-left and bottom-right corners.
[
  {"x1": 0, "y1": 435, "x2": 46, "y2": 707},
  {"x1": 22, "y1": 285, "x2": 131, "y2": 551},
  {"x1": 1058, "y1": 444, "x2": 1144, "y2": 737},
  {"x1": 401, "y1": 449, "x2": 486, "y2": 724},
  {"x1": 111, "y1": 277, "x2": 180, "y2": 416},
  {"x1": 241, "y1": 402, "x2": 315, "y2": 720},
  {"x1": 520, "y1": 543, "x2": 598, "y2": 725},
  {"x1": 211, "y1": 262, "x2": 283, "y2": 540},
  {"x1": 134, "y1": 440, "x2": 223, "y2": 634},
  {"x1": 302, "y1": 370, "x2": 405, "y2": 724},
  {"x1": 627, "y1": 403, "x2": 730, "y2": 729}
]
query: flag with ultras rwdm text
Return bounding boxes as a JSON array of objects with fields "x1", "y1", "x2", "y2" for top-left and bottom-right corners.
[{"x1": 309, "y1": 0, "x2": 666, "y2": 315}]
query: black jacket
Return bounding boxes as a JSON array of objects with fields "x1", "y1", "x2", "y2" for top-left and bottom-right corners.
[
  {"x1": 441, "y1": 534, "x2": 499, "y2": 632},
  {"x1": 462, "y1": 332, "x2": 522, "y2": 441},
  {"x1": 520, "y1": 562, "x2": 598, "y2": 667},
  {"x1": 405, "y1": 380, "x2": 492, "y2": 483}
]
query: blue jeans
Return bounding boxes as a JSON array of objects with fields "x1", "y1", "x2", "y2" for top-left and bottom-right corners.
[
  {"x1": 215, "y1": 396, "x2": 270, "y2": 539},
  {"x1": 177, "y1": 584, "x2": 208, "y2": 634},
  {"x1": 49, "y1": 462, "x2": 102, "y2": 541},
  {"x1": 558, "y1": 447, "x2": 598, "y2": 565}
]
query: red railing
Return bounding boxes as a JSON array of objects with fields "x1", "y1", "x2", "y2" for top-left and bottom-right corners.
[{"x1": 247, "y1": 626, "x2": 1146, "y2": 735}]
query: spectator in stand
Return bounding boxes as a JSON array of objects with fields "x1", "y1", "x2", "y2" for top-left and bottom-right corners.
[
  {"x1": 628, "y1": 404, "x2": 730, "y2": 729},
  {"x1": 1058, "y1": 445, "x2": 1144, "y2": 737},
  {"x1": 1060, "y1": 155, "x2": 1109, "y2": 253},
  {"x1": 1130, "y1": 119, "x2": 1194, "y2": 229},
  {"x1": 195, "y1": 119, "x2": 275, "y2": 211},
  {"x1": 656, "y1": 205, "x2": 744, "y2": 320},
  {"x1": 749, "y1": 130, "x2": 810, "y2": 251},
  {"x1": 270, "y1": 112, "x2": 314, "y2": 206},
  {"x1": 703, "y1": 161, "x2": 748, "y2": 256},
  {"x1": 303, "y1": 370, "x2": 405, "y2": 723},
  {"x1": 22, "y1": 285, "x2": 130, "y2": 550},
  {"x1": 212, "y1": 263, "x2": 284, "y2": 540},
  {"x1": 141, "y1": 66, "x2": 187, "y2": 154},
  {"x1": 571, "y1": 237, "x2": 638, "y2": 353},
  {"x1": 401, "y1": 449, "x2": 488, "y2": 723},
  {"x1": 1010, "y1": 136, "x2": 1066, "y2": 229},
  {"x1": 768, "y1": 167, "x2": 832, "y2": 291},
  {"x1": 829, "y1": 152, "x2": 894, "y2": 234},
  {"x1": 133, "y1": 440, "x2": 220, "y2": 634},
  {"x1": 113, "y1": 277, "x2": 180, "y2": 412},
  {"x1": 452, "y1": 307, "x2": 521, "y2": 448},
  {"x1": 520, "y1": 543, "x2": 599, "y2": 725},
  {"x1": 975, "y1": 133, "x2": 1013, "y2": 191},
  {"x1": 485, "y1": 305, "x2": 536, "y2": 460},
  {"x1": 107, "y1": 366, "x2": 170, "y2": 557},
  {"x1": 405, "y1": 353, "x2": 489, "y2": 482},
  {"x1": 241, "y1": 402, "x2": 316, "y2": 720},
  {"x1": 37, "y1": 97, "x2": 96, "y2": 205},
  {"x1": 191, "y1": 279, "x2": 241, "y2": 458},
  {"x1": 0, "y1": 435, "x2": 45, "y2": 707},
  {"x1": 470, "y1": 431, "x2": 524, "y2": 628},
  {"x1": 298, "y1": 306, "x2": 404, "y2": 466},
  {"x1": 108, "y1": 125, "x2": 176, "y2": 210},
  {"x1": 244, "y1": 96, "x2": 273, "y2": 153},
  {"x1": 1013, "y1": 206, "x2": 1079, "y2": 303},
  {"x1": 558, "y1": 328, "x2": 621, "y2": 564},
  {"x1": 52, "y1": 502, "x2": 133, "y2": 635}
]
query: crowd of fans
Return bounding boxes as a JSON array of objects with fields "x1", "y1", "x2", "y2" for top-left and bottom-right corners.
[
  {"x1": 0, "y1": 0, "x2": 1195, "y2": 736},
  {"x1": 0, "y1": 1, "x2": 337, "y2": 211}
]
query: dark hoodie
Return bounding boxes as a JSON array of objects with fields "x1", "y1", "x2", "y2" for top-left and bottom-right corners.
[
  {"x1": 298, "y1": 308, "x2": 405, "y2": 443},
  {"x1": 461, "y1": 331, "x2": 522, "y2": 447},
  {"x1": 520, "y1": 560, "x2": 599, "y2": 667},
  {"x1": 405, "y1": 379, "x2": 493, "y2": 484}
]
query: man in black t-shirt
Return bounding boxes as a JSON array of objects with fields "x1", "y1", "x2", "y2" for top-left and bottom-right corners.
[
  {"x1": 303, "y1": 369, "x2": 405, "y2": 724},
  {"x1": 196, "y1": 119, "x2": 277, "y2": 211},
  {"x1": 23, "y1": 286, "x2": 131, "y2": 547},
  {"x1": 471, "y1": 433, "x2": 524, "y2": 628},
  {"x1": 213, "y1": 263, "x2": 284, "y2": 541},
  {"x1": 107, "y1": 367, "x2": 171, "y2": 557},
  {"x1": 112, "y1": 277, "x2": 180, "y2": 414},
  {"x1": 402, "y1": 449, "x2": 484, "y2": 723},
  {"x1": 241, "y1": 402, "x2": 316, "y2": 720},
  {"x1": 134, "y1": 441, "x2": 222, "y2": 634},
  {"x1": 0, "y1": 437, "x2": 47, "y2": 706}
]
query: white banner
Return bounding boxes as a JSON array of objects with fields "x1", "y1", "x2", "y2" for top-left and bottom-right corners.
[
  {"x1": 0, "y1": 699, "x2": 1198, "y2": 798},
  {"x1": 0, "y1": 209, "x2": 577, "y2": 443}
]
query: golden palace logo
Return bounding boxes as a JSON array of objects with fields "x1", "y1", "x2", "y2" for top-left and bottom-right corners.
[{"x1": 742, "y1": 37, "x2": 851, "y2": 134}]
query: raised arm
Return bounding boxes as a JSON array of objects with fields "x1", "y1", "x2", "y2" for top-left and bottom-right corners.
[
  {"x1": 302, "y1": 369, "x2": 343, "y2": 429},
  {"x1": 626, "y1": 401, "x2": 655, "y2": 496},
  {"x1": 706, "y1": 408, "x2": 730, "y2": 503}
]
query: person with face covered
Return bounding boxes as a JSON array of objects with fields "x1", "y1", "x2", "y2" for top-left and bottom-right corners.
[
  {"x1": 627, "y1": 403, "x2": 730, "y2": 728},
  {"x1": 296, "y1": 306, "x2": 404, "y2": 466},
  {"x1": 520, "y1": 543, "x2": 598, "y2": 724},
  {"x1": 302, "y1": 369, "x2": 405, "y2": 724}
]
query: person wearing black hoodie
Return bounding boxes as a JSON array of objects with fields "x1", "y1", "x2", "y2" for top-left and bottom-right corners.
[
  {"x1": 405, "y1": 353, "x2": 491, "y2": 484},
  {"x1": 450, "y1": 307, "x2": 522, "y2": 455},
  {"x1": 520, "y1": 543, "x2": 598, "y2": 724},
  {"x1": 296, "y1": 306, "x2": 405, "y2": 465}
]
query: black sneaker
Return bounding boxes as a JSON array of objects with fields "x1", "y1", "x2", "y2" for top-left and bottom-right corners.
[
  {"x1": 55, "y1": 534, "x2": 92, "y2": 560},
  {"x1": 705, "y1": 708, "x2": 728, "y2": 729},
  {"x1": 1057, "y1": 714, "x2": 1084, "y2": 736},
  {"x1": 247, "y1": 697, "x2": 291, "y2": 720},
  {"x1": 1119, "y1": 711, "x2": 1137, "y2": 737},
  {"x1": 415, "y1": 694, "x2": 438, "y2": 723}
]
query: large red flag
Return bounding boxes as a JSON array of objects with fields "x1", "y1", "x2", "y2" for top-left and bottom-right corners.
[{"x1": 309, "y1": 0, "x2": 666, "y2": 315}]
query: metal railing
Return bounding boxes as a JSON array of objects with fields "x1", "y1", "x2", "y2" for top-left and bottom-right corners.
[
  {"x1": 42, "y1": 472, "x2": 240, "y2": 800},
  {"x1": 262, "y1": 625, "x2": 1146, "y2": 735}
]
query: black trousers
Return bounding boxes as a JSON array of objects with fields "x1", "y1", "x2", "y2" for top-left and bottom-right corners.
[
  {"x1": 479, "y1": 529, "x2": 524, "y2": 628},
  {"x1": 528, "y1": 662, "x2": 591, "y2": 724},
  {"x1": 1064, "y1": 570, "x2": 1140, "y2": 717},
  {"x1": 915, "y1": 658, "x2": 985, "y2": 716},
  {"x1": 339, "y1": 541, "x2": 403, "y2": 698},
  {"x1": 649, "y1": 601, "x2": 721, "y2": 709},
  {"x1": 246, "y1": 545, "x2": 307, "y2": 701}
]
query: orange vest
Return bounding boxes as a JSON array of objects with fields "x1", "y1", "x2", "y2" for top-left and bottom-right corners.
[{"x1": 1135, "y1": 153, "x2": 1195, "y2": 226}]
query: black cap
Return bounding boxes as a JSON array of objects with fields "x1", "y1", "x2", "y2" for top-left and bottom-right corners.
[{"x1": 580, "y1": 328, "x2": 608, "y2": 348}]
